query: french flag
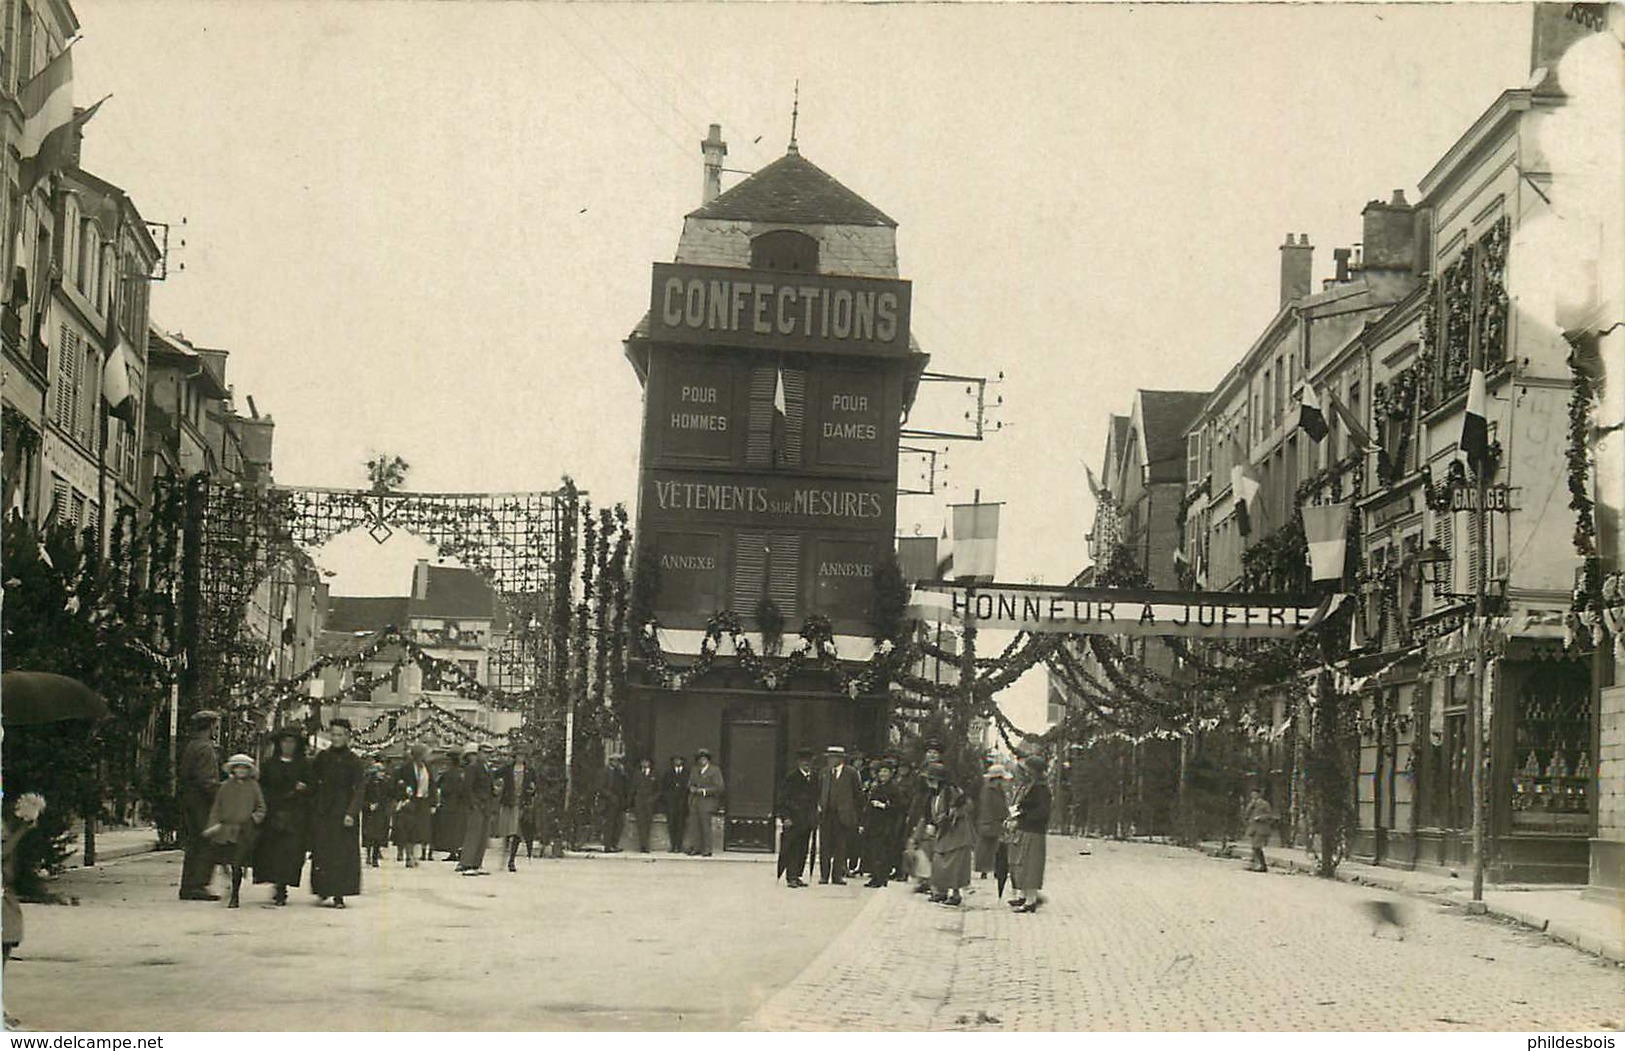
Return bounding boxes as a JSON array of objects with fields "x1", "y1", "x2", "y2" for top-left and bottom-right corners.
[
  {"x1": 1460, "y1": 368, "x2": 1489, "y2": 478},
  {"x1": 1298, "y1": 385, "x2": 1329, "y2": 443}
]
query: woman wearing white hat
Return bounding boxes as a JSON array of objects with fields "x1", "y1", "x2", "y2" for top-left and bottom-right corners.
[
  {"x1": 975, "y1": 765, "x2": 1012, "y2": 885},
  {"x1": 206, "y1": 754, "x2": 266, "y2": 909}
]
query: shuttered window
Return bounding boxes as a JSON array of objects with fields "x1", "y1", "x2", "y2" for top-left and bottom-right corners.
[
  {"x1": 48, "y1": 476, "x2": 68, "y2": 528},
  {"x1": 745, "y1": 365, "x2": 804, "y2": 469},
  {"x1": 1433, "y1": 510, "x2": 1455, "y2": 597},
  {"x1": 1467, "y1": 507, "x2": 1484, "y2": 596},
  {"x1": 732, "y1": 532, "x2": 801, "y2": 621},
  {"x1": 53, "y1": 325, "x2": 78, "y2": 429}
]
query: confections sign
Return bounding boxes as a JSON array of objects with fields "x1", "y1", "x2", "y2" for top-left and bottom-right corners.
[{"x1": 649, "y1": 263, "x2": 911, "y2": 356}]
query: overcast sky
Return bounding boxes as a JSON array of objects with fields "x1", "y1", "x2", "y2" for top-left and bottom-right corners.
[{"x1": 72, "y1": 1, "x2": 1536, "y2": 731}]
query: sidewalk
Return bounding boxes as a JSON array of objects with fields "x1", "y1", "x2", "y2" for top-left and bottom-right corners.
[
  {"x1": 66, "y1": 825, "x2": 163, "y2": 867},
  {"x1": 1199, "y1": 838, "x2": 1625, "y2": 964}
]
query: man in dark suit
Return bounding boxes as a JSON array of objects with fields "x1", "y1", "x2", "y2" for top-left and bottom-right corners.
[
  {"x1": 776, "y1": 748, "x2": 820, "y2": 888},
  {"x1": 629, "y1": 757, "x2": 661, "y2": 853},
  {"x1": 598, "y1": 754, "x2": 630, "y2": 853},
  {"x1": 661, "y1": 756, "x2": 689, "y2": 853},
  {"x1": 177, "y1": 710, "x2": 222, "y2": 900},
  {"x1": 818, "y1": 745, "x2": 863, "y2": 885}
]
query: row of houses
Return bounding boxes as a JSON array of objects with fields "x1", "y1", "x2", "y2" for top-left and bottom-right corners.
[{"x1": 1062, "y1": 6, "x2": 1623, "y2": 895}]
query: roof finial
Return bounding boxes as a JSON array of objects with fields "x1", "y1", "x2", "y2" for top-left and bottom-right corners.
[{"x1": 788, "y1": 80, "x2": 800, "y2": 155}]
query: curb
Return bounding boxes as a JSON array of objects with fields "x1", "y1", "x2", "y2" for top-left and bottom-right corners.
[
  {"x1": 1194, "y1": 841, "x2": 1624, "y2": 964},
  {"x1": 562, "y1": 849, "x2": 775, "y2": 864},
  {"x1": 72, "y1": 839, "x2": 164, "y2": 868}
]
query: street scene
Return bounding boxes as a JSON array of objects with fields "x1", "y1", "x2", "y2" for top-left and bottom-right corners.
[{"x1": 2, "y1": 0, "x2": 1624, "y2": 1037}]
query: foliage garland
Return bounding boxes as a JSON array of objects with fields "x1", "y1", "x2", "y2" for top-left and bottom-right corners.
[{"x1": 1567, "y1": 348, "x2": 1601, "y2": 612}]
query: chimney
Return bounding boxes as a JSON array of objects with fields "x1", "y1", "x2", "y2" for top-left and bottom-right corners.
[
  {"x1": 1333, "y1": 248, "x2": 1352, "y2": 283},
  {"x1": 701, "y1": 123, "x2": 727, "y2": 205},
  {"x1": 1360, "y1": 190, "x2": 1417, "y2": 272},
  {"x1": 413, "y1": 559, "x2": 430, "y2": 601},
  {"x1": 1280, "y1": 233, "x2": 1313, "y2": 307}
]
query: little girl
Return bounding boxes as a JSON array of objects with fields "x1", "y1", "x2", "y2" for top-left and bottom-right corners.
[{"x1": 206, "y1": 754, "x2": 266, "y2": 908}]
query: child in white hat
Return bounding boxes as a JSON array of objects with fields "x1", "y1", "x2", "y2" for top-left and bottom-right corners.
[{"x1": 206, "y1": 754, "x2": 266, "y2": 908}]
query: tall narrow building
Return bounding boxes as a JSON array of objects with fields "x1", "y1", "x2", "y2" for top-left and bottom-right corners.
[{"x1": 622, "y1": 126, "x2": 928, "y2": 850}]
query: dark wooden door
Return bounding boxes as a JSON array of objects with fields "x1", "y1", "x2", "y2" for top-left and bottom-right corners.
[{"x1": 723, "y1": 719, "x2": 780, "y2": 852}]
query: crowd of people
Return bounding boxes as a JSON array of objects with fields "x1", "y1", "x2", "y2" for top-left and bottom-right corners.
[
  {"x1": 773, "y1": 740, "x2": 1052, "y2": 912},
  {"x1": 168, "y1": 709, "x2": 1055, "y2": 914}
]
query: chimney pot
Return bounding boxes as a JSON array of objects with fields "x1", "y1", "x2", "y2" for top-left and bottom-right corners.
[{"x1": 701, "y1": 123, "x2": 728, "y2": 206}]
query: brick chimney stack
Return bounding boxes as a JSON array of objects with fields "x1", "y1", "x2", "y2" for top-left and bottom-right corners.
[
  {"x1": 701, "y1": 124, "x2": 727, "y2": 206},
  {"x1": 1360, "y1": 190, "x2": 1417, "y2": 273},
  {"x1": 1280, "y1": 233, "x2": 1313, "y2": 307}
]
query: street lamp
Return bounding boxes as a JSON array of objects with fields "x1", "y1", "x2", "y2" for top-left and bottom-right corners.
[{"x1": 1416, "y1": 540, "x2": 1452, "y2": 597}]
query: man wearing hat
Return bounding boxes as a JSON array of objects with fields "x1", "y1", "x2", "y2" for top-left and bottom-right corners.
[
  {"x1": 597, "y1": 753, "x2": 630, "y2": 853},
  {"x1": 817, "y1": 746, "x2": 862, "y2": 885},
  {"x1": 310, "y1": 719, "x2": 367, "y2": 908},
  {"x1": 178, "y1": 710, "x2": 223, "y2": 901},
  {"x1": 685, "y1": 749, "x2": 725, "y2": 857},
  {"x1": 775, "y1": 748, "x2": 819, "y2": 887},
  {"x1": 660, "y1": 755, "x2": 690, "y2": 853},
  {"x1": 457, "y1": 742, "x2": 496, "y2": 874}
]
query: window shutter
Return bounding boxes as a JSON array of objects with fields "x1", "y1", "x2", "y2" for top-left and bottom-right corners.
[
  {"x1": 745, "y1": 366, "x2": 803, "y2": 469},
  {"x1": 49, "y1": 476, "x2": 68, "y2": 526},
  {"x1": 1467, "y1": 507, "x2": 1484, "y2": 596},
  {"x1": 1433, "y1": 509, "x2": 1454, "y2": 596},
  {"x1": 781, "y1": 369, "x2": 804, "y2": 465},
  {"x1": 768, "y1": 534, "x2": 801, "y2": 622},
  {"x1": 733, "y1": 531, "x2": 768, "y2": 612}
]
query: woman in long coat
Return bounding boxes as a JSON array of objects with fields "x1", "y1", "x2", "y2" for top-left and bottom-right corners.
[
  {"x1": 926, "y1": 763, "x2": 975, "y2": 907},
  {"x1": 493, "y1": 755, "x2": 538, "y2": 872},
  {"x1": 431, "y1": 758, "x2": 467, "y2": 861},
  {"x1": 974, "y1": 765, "x2": 1011, "y2": 879},
  {"x1": 1008, "y1": 755, "x2": 1052, "y2": 913},
  {"x1": 308, "y1": 720, "x2": 367, "y2": 908},
  {"x1": 253, "y1": 728, "x2": 312, "y2": 906}
]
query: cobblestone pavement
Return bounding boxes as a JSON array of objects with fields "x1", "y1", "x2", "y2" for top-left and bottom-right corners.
[
  {"x1": 2, "y1": 847, "x2": 864, "y2": 1031},
  {"x1": 747, "y1": 838, "x2": 1625, "y2": 1031}
]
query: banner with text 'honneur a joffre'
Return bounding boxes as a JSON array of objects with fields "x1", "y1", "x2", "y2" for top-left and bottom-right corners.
[{"x1": 909, "y1": 584, "x2": 1341, "y2": 639}]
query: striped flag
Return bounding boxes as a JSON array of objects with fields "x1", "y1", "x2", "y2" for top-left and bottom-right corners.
[
  {"x1": 1230, "y1": 458, "x2": 1261, "y2": 538},
  {"x1": 1302, "y1": 501, "x2": 1350, "y2": 581},
  {"x1": 951, "y1": 501, "x2": 999, "y2": 582},
  {"x1": 895, "y1": 536, "x2": 939, "y2": 582},
  {"x1": 19, "y1": 49, "x2": 74, "y2": 158},
  {"x1": 906, "y1": 586, "x2": 956, "y2": 623},
  {"x1": 1322, "y1": 384, "x2": 1376, "y2": 453},
  {"x1": 103, "y1": 339, "x2": 136, "y2": 422},
  {"x1": 1298, "y1": 385, "x2": 1329, "y2": 442},
  {"x1": 1460, "y1": 368, "x2": 1489, "y2": 479}
]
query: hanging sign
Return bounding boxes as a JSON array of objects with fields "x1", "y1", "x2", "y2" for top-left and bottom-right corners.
[
  {"x1": 1448, "y1": 484, "x2": 1516, "y2": 513},
  {"x1": 914, "y1": 582, "x2": 1338, "y2": 639}
]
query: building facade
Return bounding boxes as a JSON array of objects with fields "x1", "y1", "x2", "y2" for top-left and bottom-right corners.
[{"x1": 623, "y1": 126, "x2": 929, "y2": 849}]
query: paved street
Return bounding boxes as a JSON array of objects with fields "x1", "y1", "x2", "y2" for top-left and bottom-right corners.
[{"x1": 4, "y1": 837, "x2": 1621, "y2": 1032}]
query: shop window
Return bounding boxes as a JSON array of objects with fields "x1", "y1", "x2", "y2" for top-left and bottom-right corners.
[
  {"x1": 1511, "y1": 663, "x2": 1592, "y2": 831},
  {"x1": 750, "y1": 229, "x2": 819, "y2": 273}
]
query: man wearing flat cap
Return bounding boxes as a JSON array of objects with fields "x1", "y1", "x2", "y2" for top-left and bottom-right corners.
[
  {"x1": 818, "y1": 746, "x2": 862, "y2": 885},
  {"x1": 775, "y1": 748, "x2": 819, "y2": 887},
  {"x1": 178, "y1": 710, "x2": 223, "y2": 900}
]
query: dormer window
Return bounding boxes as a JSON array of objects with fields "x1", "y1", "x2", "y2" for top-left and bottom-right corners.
[{"x1": 750, "y1": 229, "x2": 819, "y2": 273}]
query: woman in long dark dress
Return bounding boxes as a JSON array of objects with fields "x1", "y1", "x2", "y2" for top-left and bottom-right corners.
[
  {"x1": 1008, "y1": 754, "x2": 1052, "y2": 914},
  {"x1": 308, "y1": 719, "x2": 367, "y2": 908},
  {"x1": 431, "y1": 759, "x2": 467, "y2": 862},
  {"x1": 253, "y1": 728, "x2": 312, "y2": 906}
]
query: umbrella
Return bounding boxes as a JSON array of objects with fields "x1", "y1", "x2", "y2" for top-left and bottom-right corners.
[
  {"x1": 994, "y1": 841, "x2": 1010, "y2": 899},
  {"x1": 1, "y1": 672, "x2": 110, "y2": 727}
]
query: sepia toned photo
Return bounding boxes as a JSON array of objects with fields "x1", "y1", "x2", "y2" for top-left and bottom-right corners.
[{"x1": 0, "y1": 0, "x2": 1621, "y2": 1036}]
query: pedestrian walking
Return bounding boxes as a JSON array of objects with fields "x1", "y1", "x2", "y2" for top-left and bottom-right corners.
[
  {"x1": 3, "y1": 792, "x2": 44, "y2": 963},
  {"x1": 457, "y1": 743, "x2": 497, "y2": 875},
  {"x1": 1007, "y1": 755, "x2": 1052, "y2": 913},
  {"x1": 361, "y1": 760, "x2": 394, "y2": 868},
  {"x1": 685, "y1": 749, "x2": 724, "y2": 856},
  {"x1": 432, "y1": 756, "x2": 467, "y2": 862},
  {"x1": 926, "y1": 763, "x2": 973, "y2": 907},
  {"x1": 392, "y1": 743, "x2": 435, "y2": 869},
  {"x1": 661, "y1": 756, "x2": 690, "y2": 853},
  {"x1": 309, "y1": 719, "x2": 366, "y2": 909},
  {"x1": 177, "y1": 710, "x2": 223, "y2": 901},
  {"x1": 775, "y1": 748, "x2": 819, "y2": 887},
  {"x1": 1243, "y1": 787, "x2": 1277, "y2": 872},
  {"x1": 206, "y1": 754, "x2": 266, "y2": 909},
  {"x1": 494, "y1": 755, "x2": 538, "y2": 872},
  {"x1": 519, "y1": 764, "x2": 547, "y2": 859},
  {"x1": 597, "y1": 754, "x2": 630, "y2": 852},
  {"x1": 629, "y1": 757, "x2": 661, "y2": 853},
  {"x1": 253, "y1": 728, "x2": 311, "y2": 905},
  {"x1": 905, "y1": 741, "x2": 943, "y2": 894},
  {"x1": 817, "y1": 746, "x2": 862, "y2": 884},
  {"x1": 975, "y1": 764, "x2": 1012, "y2": 880},
  {"x1": 861, "y1": 761, "x2": 902, "y2": 888}
]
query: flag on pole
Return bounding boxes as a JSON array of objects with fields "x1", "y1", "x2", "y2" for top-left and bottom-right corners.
[
  {"x1": 103, "y1": 339, "x2": 136, "y2": 422},
  {"x1": 1302, "y1": 501, "x2": 1350, "y2": 581},
  {"x1": 895, "y1": 536, "x2": 939, "y2": 582},
  {"x1": 1321, "y1": 384, "x2": 1376, "y2": 453},
  {"x1": 906, "y1": 586, "x2": 956, "y2": 623},
  {"x1": 1460, "y1": 368, "x2": 1489, "y2": 479},
  {"x1": 1084, "y1": 464, "x2": 1105, "y2": 500},
  {"x1": 19, "y1": 48, "x2": 74, "y2": 158},
  {"x1": 769, "y1": 364, "x2": 788, "y2": 467},
  {"x1": 950, "y1": 502, "x2": 999, "y2": 582},
  {"x1": 1297, "y1": 385, "x2": 1329, "y2": 442},
  {"x1": 21, "y1": 97, "x2": 107, "y2": 194},
  {"x1": 1230, "y1": 458, "x2": 1261, "y2": 538}
]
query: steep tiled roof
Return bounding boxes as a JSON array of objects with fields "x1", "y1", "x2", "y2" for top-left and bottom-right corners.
[
  {"x1": 1138, "y1": 390, "x2": 1209, "y2": 480},
  {"x1": 688, "y1": 151, "x2": 895, "y2": 227},
  {"x1": 410, "y1": 565, "x2": 496, "y2": 621},
  {"x1": 324, "y1": 596, "x2": 409, "y2": 634}
]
